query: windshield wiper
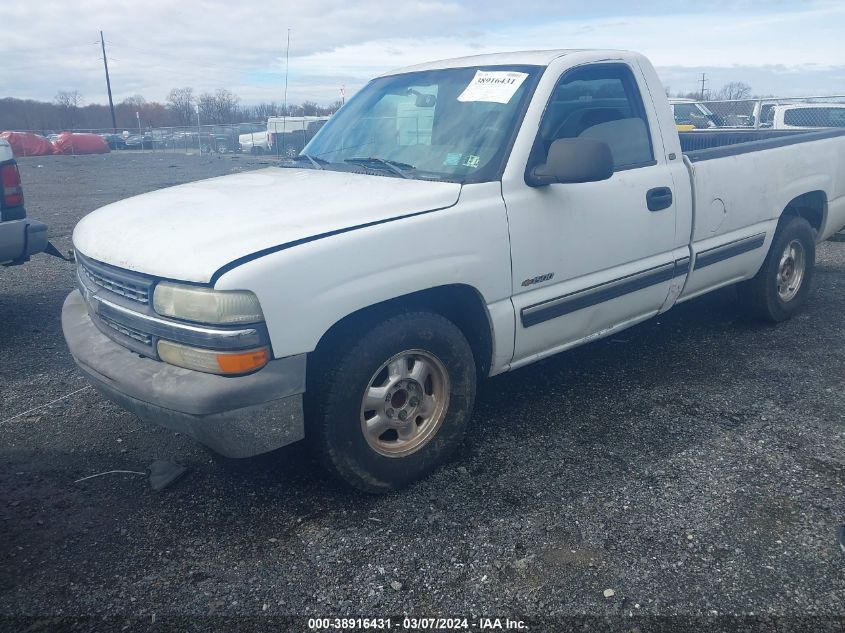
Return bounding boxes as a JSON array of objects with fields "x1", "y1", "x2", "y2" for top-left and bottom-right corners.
[
  {"x1": 281, "y1": 153, "x2": 327, "y2": 170},
  {"x1": 344, "y1": 157, "x2": 414, "y2": 179}
]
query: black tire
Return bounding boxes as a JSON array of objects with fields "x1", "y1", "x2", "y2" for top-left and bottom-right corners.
[
  {"x1": 306, "y1": 311, "x2": 476, "y2": 493},
  {"x1": 738, "y1": 215, "x2": 815, "y2": 322}
]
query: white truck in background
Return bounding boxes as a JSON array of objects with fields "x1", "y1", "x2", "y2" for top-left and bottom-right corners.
[
  {"x1": 766, "y1": 103, "x2": 845, "y2": 130},
  {"x1": 238, "y1": 130, "x2": 270, "y2": 154},
  {"x1": 63, "y1": 50, "x2": 845, "y2": 492},
  {"x1": 240, "y1": 116, "x2": 330, "y2": 155}
]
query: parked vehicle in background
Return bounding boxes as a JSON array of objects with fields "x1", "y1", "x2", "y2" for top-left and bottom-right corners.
[
  {"x1": 200, "y1": 134, "x2": 234, "y2": 154},
  {"x1": 0, "y1": 139, "x2": 57, "y2": 266},
  {"x1": 670, "y1": 98, "x2": 723, "y2": 129},
  {"x1": 239, "y1": 130, "x2": 270, "y2": 154},
  {"x1": 124, "y1": 134, "x2": 153, "y2": 150},
  {"x1": 63, "y1": 50, "x2": 845, "y2": 492},
  {"x1": 98, "y1": 133, "x2": 126, "y2": 150},
  {"x1": 266, "y1": 116, "x2": 330, "y2": 157},
  {"x1": 746, "y1": 100, "x2": 845, "y2": 129},
  {"x1": 52, "y1": 133, "x2": 110, "y2": 155},
  {"x1": 767, "y1": 103, "x2": 845, "y2": 129},
  {"x1": 0, "y1": 131, "x2": 54, "y2": 156}
]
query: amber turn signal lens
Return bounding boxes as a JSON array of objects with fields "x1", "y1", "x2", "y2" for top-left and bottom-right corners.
[
  {"x1": 215, "y1": 348, "x2": 270, "y2": 374},
  {"x1": 157, "y1": 340, "x2": 270, "y2": 375}
]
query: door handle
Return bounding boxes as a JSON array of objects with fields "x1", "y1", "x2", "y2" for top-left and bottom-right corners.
[{"x1": 646, "y1": 187, "x2": 673, "y2": 212}]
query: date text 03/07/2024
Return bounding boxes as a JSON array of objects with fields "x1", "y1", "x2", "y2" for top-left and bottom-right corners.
[{"x1": 306, "y1": 617, "x2": 528, "y2": 630}]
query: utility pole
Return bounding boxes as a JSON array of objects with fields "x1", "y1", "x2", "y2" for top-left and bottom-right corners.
[
  {"x1": 699, "y1": 72, "x2": 708, "y2": 101},
  {"x1": 100, "y1": 30, "x2": 117, "y2": 132}
]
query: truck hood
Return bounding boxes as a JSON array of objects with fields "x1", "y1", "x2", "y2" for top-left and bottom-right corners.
[{"x1": 73, "y1": 168, "x2": 462, "y2": 283}]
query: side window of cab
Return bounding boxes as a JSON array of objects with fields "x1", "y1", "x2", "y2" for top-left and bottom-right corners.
[{"x1": 532, "y1": 63, "x2": 655, "y2": 172}]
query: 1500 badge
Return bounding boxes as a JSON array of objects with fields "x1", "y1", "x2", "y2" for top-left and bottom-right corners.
[{"x1": 521, "y1": 272, "x2": 554, "y2": 287}]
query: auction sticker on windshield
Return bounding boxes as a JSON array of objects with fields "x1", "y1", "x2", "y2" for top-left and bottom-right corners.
[{"x1": 458, "y1": 70, "x2": 528, "y2": 104}]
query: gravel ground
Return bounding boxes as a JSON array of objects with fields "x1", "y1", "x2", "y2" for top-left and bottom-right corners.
[{"x1": 1, "y1": 152, "x2": 844, "y2": 628}]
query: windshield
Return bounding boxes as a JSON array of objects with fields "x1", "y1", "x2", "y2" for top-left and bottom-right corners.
[
  {"x1": 299, "y1": 65, "x2": 541, "y2": 182},
  {"x1": 673, "y1": 102, "x2": 716, "y2": 127}
]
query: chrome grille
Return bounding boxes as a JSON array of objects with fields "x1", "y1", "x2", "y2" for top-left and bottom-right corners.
[
  {"x1": 99, "y1": 313, "x2": 153, "y2": 346},
  {"x1": 78, "y1": 256, "x2": 152, "y2": 305}
]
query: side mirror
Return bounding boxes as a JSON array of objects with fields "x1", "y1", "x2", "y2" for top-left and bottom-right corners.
[{"x1": 526, "y1": 138, "x2": 614, "y2": 187}]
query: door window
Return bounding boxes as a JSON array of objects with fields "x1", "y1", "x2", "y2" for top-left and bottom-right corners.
[
  {"x1": 532, "y1": 64, "x2": 654, "y2": 171},
  {"x1": 783, "y1": 107, "x2": 845, "y2": 128}
]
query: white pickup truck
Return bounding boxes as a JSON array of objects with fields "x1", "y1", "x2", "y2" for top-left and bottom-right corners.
[{"x1": 62, "y1": 50, "x2": 845, "y2": 492}]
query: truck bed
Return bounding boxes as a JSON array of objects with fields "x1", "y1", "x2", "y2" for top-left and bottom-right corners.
[
  {"x1": 678, "y1": 124, "x2": 845, "y2": 288},
  {"x1": 680, "y1": 128, "x2": 845, "y2": 161}
]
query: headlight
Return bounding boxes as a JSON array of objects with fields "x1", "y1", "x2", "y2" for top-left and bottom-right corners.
[
  {"x1": 157, "y1": 340, "x2": 270, "y2": 375},
  {"x1": 153, "y1": 282, "x2": 263, "y2": 324}
]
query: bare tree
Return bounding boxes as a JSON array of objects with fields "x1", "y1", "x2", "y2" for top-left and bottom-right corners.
[
  {"x1": 250, "y1": 102, "x2": 279, "y2": 119},
  {"x1": 197, "y1": 88, "x2": 241, "y2": 124},
  {"x1": 214, "y1": 88, "x2": 240, "y2": 123},
  {"x1": 54, "y1": 90, "x2": 83, "y2": 130},
  {"x1": 197, "y1": 92, "x2": 215, "y2": 123},
  {"x1": 301, "y1": 100, "x2": 319, "y2": 116},
  {"x1": 122, "y1": 94, "x2": 147, "y2": 108},
  {"x1": 325, "y1": 100, "x2": 343, "y2": 114},
  {"x1": 166, "y1": 87, "x2": 195, "y2": 126},
  {"x1": 716, "y1": 82, "x2": 752, "y2": 101}
]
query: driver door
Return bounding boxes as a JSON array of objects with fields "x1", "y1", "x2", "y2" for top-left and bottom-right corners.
[{"x1": 502, "y1": 62, "x2": 679, "y2": 365}]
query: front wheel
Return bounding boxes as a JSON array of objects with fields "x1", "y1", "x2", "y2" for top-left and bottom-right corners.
[
  {"x1": 738, "y1": 215, "x2": 815, "y2": 322},
  {"x1": 307, "y1": 312, "x2": 476, "y2": 493}
]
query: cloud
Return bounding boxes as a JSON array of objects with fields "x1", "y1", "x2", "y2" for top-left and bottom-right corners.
[{"x1": 1, "y1": 0, "x2": 843, "y2": 104}]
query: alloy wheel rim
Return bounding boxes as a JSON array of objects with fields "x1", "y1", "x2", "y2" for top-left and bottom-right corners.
[
  {"x1": 776, "y1": 239, "x2": 806, "y2": 302},
  {"x1": 359, "y1": 349, "x2": 450, "y2": 458}
]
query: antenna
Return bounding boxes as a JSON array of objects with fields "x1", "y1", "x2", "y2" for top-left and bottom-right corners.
[
  {"x1": 283, "y1": 28, "x2": 290, "y2": 114},
  {"x1": 280, "y1": 28, "x2": 290, "y2": 158}
]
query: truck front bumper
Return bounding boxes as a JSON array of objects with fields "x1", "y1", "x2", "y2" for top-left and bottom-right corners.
[
  {"x1": 0, "y1": 218, "x2": 48, "y2": 265},
  {"x1": 61, "y1": 289, "x2": 306, "y2": 458}
]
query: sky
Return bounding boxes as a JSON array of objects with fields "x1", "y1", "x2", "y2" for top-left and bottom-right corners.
[{"x1": 2, "y1": 0, "x2": 844, "y2": 106}]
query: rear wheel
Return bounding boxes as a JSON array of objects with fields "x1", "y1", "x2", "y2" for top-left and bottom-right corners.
[
  {"x1": 307, "y1": 311, "x2": 476, "y2": 493},
  {"x1": 738, "y1": 216, "x2": 815, "y2": 322}
]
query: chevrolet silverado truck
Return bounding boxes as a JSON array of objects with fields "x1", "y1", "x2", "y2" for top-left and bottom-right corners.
[{"x1": 62, "y1": 50, "x2": 845, "y2": 492}]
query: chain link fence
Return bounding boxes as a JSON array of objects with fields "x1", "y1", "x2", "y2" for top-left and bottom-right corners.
[
  {"x1": 4, "y1": 117, "x2": 330, "y2": 157},
  {"x1": 671, "y1": 95, "x2": 845, "y2": 130}
]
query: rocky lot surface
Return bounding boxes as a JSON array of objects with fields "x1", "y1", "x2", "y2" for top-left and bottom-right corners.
[{"x1": 1, "y1": 152, "x2": 844, "y2": 628}]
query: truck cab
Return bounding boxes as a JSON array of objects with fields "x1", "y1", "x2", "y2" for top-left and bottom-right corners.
[{"x1": 770, "y1": 103, "x2": 845, "y2": 129}]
